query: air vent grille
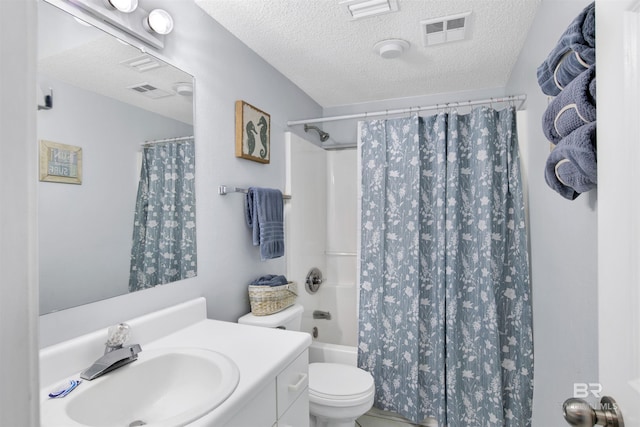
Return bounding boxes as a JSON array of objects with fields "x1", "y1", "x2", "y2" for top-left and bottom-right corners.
[
  {"x1": 120, "y1": 54, "x2": 164, "y2": 72},
  {"x1": 420, "y1": 11, "x2": 471, "y2": 46},
  {"x1": 127, "y1": 83, "x2": 173, "y2": 99},
  {"x1": 425, "y1": 22, "x2": 444, "y2": 34},
  {"x1": 339, "y1": 0, "x2": 399, "y2": 20}
]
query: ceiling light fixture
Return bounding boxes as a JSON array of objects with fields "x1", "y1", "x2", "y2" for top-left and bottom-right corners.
[
  {"x1": 144, "y1": 9, "x2": 174, "y2": 35},
  {"x1": 103, "y1": 0, "x2": 138, "y2": 13},
  {"x1": 173, "y1": 82, "x2": 194, "y2": 97},
  {"x1": 374, "y1": 39, "x2": 410, "y2": 59}
]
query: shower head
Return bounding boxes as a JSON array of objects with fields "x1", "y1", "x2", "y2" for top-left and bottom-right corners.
[{"x1": 304, "y1": 124, "x2": 330, "y2": 142}]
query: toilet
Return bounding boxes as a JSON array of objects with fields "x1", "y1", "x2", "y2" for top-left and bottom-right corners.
[{"x1": 238, "y1": 304, "x2": 375, "y2": 427}]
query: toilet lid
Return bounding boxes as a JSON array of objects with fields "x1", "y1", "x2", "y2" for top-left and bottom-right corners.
[{"x1": 308, "y1": 363, "x2": 374, "y2": 402}]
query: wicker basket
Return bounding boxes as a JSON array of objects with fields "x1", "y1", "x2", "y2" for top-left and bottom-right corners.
[{"x1": 248, "y1": 282, "x2": 298, "y2": 316}]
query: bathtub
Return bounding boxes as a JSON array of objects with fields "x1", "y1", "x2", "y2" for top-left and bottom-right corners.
[{"x1": 308, "y1": 340, "x2": 357, "y2": 365}]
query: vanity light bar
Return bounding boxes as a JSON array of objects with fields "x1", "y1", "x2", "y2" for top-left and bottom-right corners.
[{"x1": 66, "y1": 0, "x2": 165, "y2": 49}]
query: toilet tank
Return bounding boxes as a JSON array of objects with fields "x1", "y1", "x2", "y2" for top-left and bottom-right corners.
[{"x1": 238, "y1": 304, "x2": 304, "y2": 331}]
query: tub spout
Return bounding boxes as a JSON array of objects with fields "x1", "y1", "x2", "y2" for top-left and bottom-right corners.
[{"x1": 313, "y1": 310, "x2": 332, "y2": 320}]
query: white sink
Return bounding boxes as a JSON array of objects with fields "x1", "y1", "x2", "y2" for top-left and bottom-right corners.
[{"x1": 41, "y1": 347, "x2": 240, "y2": 427}]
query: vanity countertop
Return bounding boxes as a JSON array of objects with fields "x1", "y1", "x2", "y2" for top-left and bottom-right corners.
[
  {"x1": 39, "y1": 298, "x2": 311, "y2": 427},
  {"x1": 144, "y1": 318, "x2": 311, "y2": 426}
]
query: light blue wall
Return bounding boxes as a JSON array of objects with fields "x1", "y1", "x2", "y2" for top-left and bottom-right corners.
[
  {"x1": 39, "y1": 0, "x2": 322, "y2": 347},
  {"x1": 506, "y1": 1, "x2": 597, "y2": 426}
]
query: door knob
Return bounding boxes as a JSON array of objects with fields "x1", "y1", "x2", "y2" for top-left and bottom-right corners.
[{"x1": 563, "y1": 396, "x2": 624, "y2": 427}]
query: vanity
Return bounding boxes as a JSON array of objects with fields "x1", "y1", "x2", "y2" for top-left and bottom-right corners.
[{"x1": 40, "y1": 298, "x2": 312, "y2": 426}]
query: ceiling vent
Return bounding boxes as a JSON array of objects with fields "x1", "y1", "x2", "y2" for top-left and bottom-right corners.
[
  {"x1": 339, "y1": 0, "x2": 399, "y2": 20},
  {"x1": 120, "y1": 54, "x2": 164, "y2": 72},
  {"x1": 127, "y1": 83, "x2": 173, "y2": 99},
  {"x1": 420, "y1": 11, "x2": 471, "y2": 46}
]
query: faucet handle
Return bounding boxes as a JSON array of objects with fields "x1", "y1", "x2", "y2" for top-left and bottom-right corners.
[{"x1": 105, "y1": 323, "x2": 130, "y2": 353}]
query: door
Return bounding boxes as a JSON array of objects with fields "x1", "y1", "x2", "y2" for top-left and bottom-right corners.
[{"x1": 595, "y1": 1, "x2": 640, "y2": 425}]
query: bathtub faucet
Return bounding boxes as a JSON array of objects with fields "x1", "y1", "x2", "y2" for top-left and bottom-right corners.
[{"x1": 313, "y1": 310, "x2": 332, "y2": 320}]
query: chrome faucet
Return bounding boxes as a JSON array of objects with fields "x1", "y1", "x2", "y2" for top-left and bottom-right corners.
[
  {"x1": 80, "y1": 344, "x2": 142, "y2": 381},
  {"x1": 80, "y1": 323, "x2": 142, "y2": 381}
]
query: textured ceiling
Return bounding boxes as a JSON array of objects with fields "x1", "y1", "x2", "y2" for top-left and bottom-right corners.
[{"x1": 195, "y1": 0, "x2": 541, "y2": 108}]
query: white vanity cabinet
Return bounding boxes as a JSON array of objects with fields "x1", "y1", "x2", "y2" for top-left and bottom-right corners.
[
  {"x1": 276, "y1": 350, "x2": 309, "y2": 426},
  {"x1": 224, "y1": 350, "x2": 309, "y2": 427}
]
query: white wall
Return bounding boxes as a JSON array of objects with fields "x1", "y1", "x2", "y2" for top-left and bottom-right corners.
[
  {"x1": 323, "y1": 149, "x2": 358, "y2": 346},
  {"x1": 286, "y1": 135, "x2": 359, "y2": 347},
  {"x1": 0, "y1": 0, "x2": 39, "y2": 425},
  {"x1": 38, "y1": 77, "x2": 193, "y2": 314},
  {"x1": 596, "y1": 1, "x2": 640, "y2": 423},
  {"x1": 39, "y1": 0, "x2": 323, "y2": 347},
  {"x1": 285, "y1": 132, "x2": 327, "y2": 332},
  {"x1": 506, "y1": 1, "x2": 597, "y2": 425}
]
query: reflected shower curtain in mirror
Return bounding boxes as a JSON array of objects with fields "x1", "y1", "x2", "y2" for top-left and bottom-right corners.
[
  {"x1": 358, "y1": 107, "x2": 533, "y2": 426},
  {"x1": 129, "y1": 139, "x2": 197, "y2": 292}
]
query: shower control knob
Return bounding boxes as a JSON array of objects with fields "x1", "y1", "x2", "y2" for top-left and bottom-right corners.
[
  {"x1": 305, "y1": 267, "x2": 323, "y2": 294},
  {"x1": 563, "y1": 396, "x2": 624, "y2": 427}
]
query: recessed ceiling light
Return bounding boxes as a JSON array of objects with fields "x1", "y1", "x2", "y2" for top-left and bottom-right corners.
[{"x1": 339, "y1": 0, "x2": 399, "y2": 20}]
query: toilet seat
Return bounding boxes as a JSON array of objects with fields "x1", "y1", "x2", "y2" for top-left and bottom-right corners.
[{"x1": 308, "y1": 363, "x2": 375, "y2": 408}]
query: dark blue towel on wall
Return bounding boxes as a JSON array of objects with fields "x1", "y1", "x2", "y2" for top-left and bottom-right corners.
[
  {"x1": 245, "y1": 187, "x2": 284, "y2": 260},
  {"x1": 542, "y1": 65, "x2": 596, "y2": 145},
  {"x1": 544, "y1": 122, "x2": 597, "y2": 200},
  {"x1": 537, "y1": 2, "x2": 595, "y2": 96}
]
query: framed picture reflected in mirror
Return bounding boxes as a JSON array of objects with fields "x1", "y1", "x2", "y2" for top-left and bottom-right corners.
[{"x1": 39, "y1": 140, "x2": 83, "y2": 185}]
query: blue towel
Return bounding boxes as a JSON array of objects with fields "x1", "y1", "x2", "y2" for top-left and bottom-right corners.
[
  {"x1": 537, "y1": 2, "x2": 595, "y2": 96},
  {"x1": 245, "y1": 187, "x2": 284, "y2": 260},
  {"x1": 250, "y1": 274, "x2": 288, "y2": 286},
  {"x1": 545, "y1": 121, "x2": 597, "y2": 200},
  {"x1": 543, "y1": 66, "x2": 596, "y2": 145}
]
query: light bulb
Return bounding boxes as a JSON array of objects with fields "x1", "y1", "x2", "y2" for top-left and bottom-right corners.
[
  {"x1": 144, "y1": 9, "x2": 174, "y2": 35},
  {"x1": 104, "y1": 0, "x2": 138, "y2": 13}
]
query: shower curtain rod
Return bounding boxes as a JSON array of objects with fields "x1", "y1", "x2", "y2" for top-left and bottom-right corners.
[
  {"x1": 287, "y1": 94, "x2": 526, "y2": 126},
  {"x1": 141, "y1": 135, "x2": 194, "y2": 146}
]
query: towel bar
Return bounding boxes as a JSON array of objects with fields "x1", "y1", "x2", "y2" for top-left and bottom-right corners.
[{"x1": 218, "y1": 185, "x2": 292, "y2": 200}]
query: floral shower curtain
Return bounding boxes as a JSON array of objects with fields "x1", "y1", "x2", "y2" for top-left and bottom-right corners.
[
  {"x1": 358, "y1": 107, "x2": 533, "y2": 426},
  {"x1": 129, "y1": 139, "x2": 197, "y2": 292}
]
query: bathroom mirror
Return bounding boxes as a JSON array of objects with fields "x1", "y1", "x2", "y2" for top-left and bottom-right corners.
[{"x1": 37, "y1": 0, "x2": 195, "y2": 314}]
